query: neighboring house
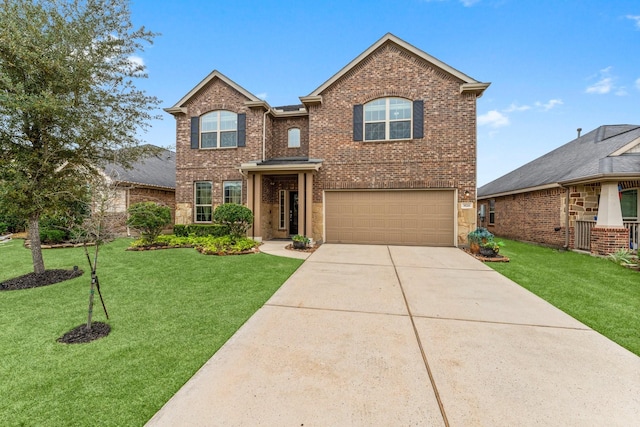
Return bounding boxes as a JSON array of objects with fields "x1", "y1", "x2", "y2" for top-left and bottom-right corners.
[
  {"x1": 477, "y1": 125, "x2": 640, "y2": 255},
  {"x1": 103, "y1": 145, "x2": 176, "y2": 231},
  {"x1": 165, "y1": 33, "x2": 489, "y2": 246}
]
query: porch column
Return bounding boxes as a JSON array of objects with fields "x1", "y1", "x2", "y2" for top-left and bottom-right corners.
[
  {"x1": 247, "y1": 173, "x2": 255, "y2": 237},
  {"x1": 592, "y1": 181, "x2": 627, "y2": 255},
  {"x1": 596, "y1": 182, "x2": 623, "y2": 227},
  {"x1": 252, "y1": 173, "x2": 262, "y2": 241},
  {"x1": 306, "y1": 172, "x2": 313, "y2": 239},
  {"x1": 298, "y1": 172, "x2": 306, "y2": 236}
]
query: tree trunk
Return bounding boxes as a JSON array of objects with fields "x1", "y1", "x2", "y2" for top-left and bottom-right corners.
[
  {"x1": 28, "y1": 214, "x2": 45, "y2": 274},
  {"x1": 87, "y1": 273, "x2": 96, "y2": 330}
]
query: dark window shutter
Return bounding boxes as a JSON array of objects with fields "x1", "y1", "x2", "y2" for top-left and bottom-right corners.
[
  {"x1": 413, "y1": 100, "x2": 424, "y2": 139},
  {"x1": 190, "y1": 117, "x2": 199, "y2": 149},
  {"x1": 237, "y1": 113, "x2": 246, "y2": 147},
  {"x1": 353, "y1": 104, "x2": 363, "y2": 141}
]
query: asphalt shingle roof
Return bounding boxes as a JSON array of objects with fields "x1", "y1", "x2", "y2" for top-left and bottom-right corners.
[
  {"x1": 104, "y1": 145, "x2": 176, "y2": 189},
  {"x1": 478, "y1": 125, "x2": 640, "y2": 197}
]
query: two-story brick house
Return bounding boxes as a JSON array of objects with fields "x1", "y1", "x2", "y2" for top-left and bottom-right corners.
[{"x1": 165, "y1": 33, "x2": 489, "y2": 246}]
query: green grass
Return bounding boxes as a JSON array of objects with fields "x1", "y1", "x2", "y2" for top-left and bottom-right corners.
[
  {"x1": 0, "y1": 238, "x2": 303, "y2": 426},
  {"x1": 489, "y1": 239, "x2": 640, "y2": 356}
]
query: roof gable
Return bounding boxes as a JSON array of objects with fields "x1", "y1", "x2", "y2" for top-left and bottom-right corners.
[
  {"x1": 478, "y1": 125, "x2": 640, "y2": 198},
  {"x1": 302, "y1": 33, "x2": 489, "y2": 102},
  {"x1": 165, "y1": 70, "x2": 262, "y2": 115}
]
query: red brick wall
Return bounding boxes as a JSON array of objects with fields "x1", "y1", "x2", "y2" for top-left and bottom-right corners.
[
  {"x1": 479, "y1": 188, "x2": 566, "y2": 247},
  {"x1": 129, "y1": 187, "x2": 176, "y2": 223},
  {"x1": 174, "y1": 78, "x2": 263, "y2": 222},
  {"x1": 591, "y1": 227, "x2": 629, "y2": 255},
  {"x1": 268, "y1": 116, "x2": 309, "y2": 159},
  {"x1": 308, "y1": 42, "x2": 477, "y2": 203}
]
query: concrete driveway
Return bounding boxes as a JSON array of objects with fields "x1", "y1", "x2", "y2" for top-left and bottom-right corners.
[{"x1": 147, "y1": 244, "x2": 640, "y2": 426}]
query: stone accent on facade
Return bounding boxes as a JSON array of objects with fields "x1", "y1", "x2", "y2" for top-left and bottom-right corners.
[
  {"x1": 457, "y1": 202, "x2": 476, "y2": 245},
  {"x1": 590, "y1": 227, "x2": 629, "y2": 256}
]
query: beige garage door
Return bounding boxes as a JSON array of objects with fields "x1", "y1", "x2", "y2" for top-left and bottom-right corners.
[{"x1": 325, "y1": 190, "x2": 455, "y2": 246}]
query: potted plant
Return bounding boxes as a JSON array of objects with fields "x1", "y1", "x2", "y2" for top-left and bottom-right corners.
[
  {"x1": 467, "y1": 227, "x2": 493, "y2": 254},
  {"x1": 479, "y1": 238, "x2": 504, "y2": 257},
  {"x1": 291, "y1": 234, "x2": 310, "y2": 250}
]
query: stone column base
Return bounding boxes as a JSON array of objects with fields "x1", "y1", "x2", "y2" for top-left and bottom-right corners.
[{"x1": 590, "y1": 227, "x2": 629, "y2": 256}]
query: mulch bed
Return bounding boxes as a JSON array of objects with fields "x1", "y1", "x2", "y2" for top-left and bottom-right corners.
[
  {"x1": 57, "y1": 322, "x2": 111, "y2": 344},
  {"x1": 0, "y1": 268, "x2": 84, "y2": 291},
  {"x1": 462, "y1": 248, "x2": 510, "y2": 262},
  {"x1": 284, "y1": 243, "x2": 321, "y2": 253}
]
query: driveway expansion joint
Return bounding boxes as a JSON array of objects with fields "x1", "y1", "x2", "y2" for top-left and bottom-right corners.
[
  {"x1": 410, "y1": 314, "x2": 593, "y2": 331},
  {"x1": 264, "y1": 302, "x2": 409, "y2": 318}
]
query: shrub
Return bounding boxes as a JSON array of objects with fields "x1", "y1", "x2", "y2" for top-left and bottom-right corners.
[
  {"x1": 126, "y1": 202, "x2": 172, "y2": 245},
  {"x1": 40, "y1": 228, "x2": 67, "y2": 244},
  {"x1": 213, "y1": 204, "x2": 253, "y2": 239},
  {"x1": 0, "y1": 222, "x2": 8, "y2": 235},
  {"x1": 174, "y1": 224, "x2": 230, "y2": 238},
  {"x1": 195, "y1": 236, "x2": 258, "y2": 255},
  {"x1": 467, "y1": 227, "x2": 493, "y2": 245}
]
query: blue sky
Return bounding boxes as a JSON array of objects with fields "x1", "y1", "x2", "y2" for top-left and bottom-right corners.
[{"x1": 128, "y1": 0, "x2": 640, "y2": 186}]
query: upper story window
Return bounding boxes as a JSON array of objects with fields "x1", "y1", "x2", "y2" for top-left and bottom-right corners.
[
  {"x1": 364, "y1": 98, "x2": 412, "y2": 141},
  {"x1": 200, "y1": 111, "x2": 238, "y2": 148},
  {"x1": 288, "y1": 128, "x2": 301, "y2": 148},
  {"x1": 354, "y1": 98, "x2": 423, "y2": 143}
]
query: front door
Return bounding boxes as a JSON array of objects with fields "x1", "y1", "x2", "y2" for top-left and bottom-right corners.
[{"x1": 289, "y1": 191, "x2": 298, "y2": 235}]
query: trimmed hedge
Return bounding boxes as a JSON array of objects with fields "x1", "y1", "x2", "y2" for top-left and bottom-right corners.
[
  {"x1": 40, "y1": 228, "x2": 67, "y2": 244},
  {"x1": 173, "y1": 224, "x2": 230, "y2": 238}
]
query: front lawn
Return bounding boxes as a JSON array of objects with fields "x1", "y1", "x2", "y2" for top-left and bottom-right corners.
[
  {"x1": 488, "y1": 239, "x2": 640, "y2": 356},
  {"x1": 0, "y1": 238, "x2": 303, "y2": 426}
]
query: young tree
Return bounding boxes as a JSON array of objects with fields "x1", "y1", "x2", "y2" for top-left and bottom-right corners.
[
  {"x1": 73, "y1": 172, "x2": 122, "y2": 331},
  {"x1": 0, "y1": 0, "x2": 160, "y2": 274}
]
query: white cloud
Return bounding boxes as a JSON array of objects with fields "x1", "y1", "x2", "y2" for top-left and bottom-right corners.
[
  {"x1": 627, "y1": 15, "x2": 640, "y2": 29},
  {"x1": 128, "y1": 55, "x2": 144, "y2": 68},
  {"x1": 256, "y1": 92, "x2": 268, "y2": 100},
  {"x1": 478, "y1": 110, "x2": 509, "y2": 128},
  {"x1": 586, "y1": 67, "x2": 614, "y2": 94},
  {"x1": 534, "y1": 99, "x2": 563, "y2": 111},
  {"x1": 503, "y1": 103, "x2": 530, "y2": 113},
  {"x1": 635, "y1": 78, "x2": 640, "y2": 90},
  {"x1": 615, "y1": 87, "x2": 628, "y2": 96}
]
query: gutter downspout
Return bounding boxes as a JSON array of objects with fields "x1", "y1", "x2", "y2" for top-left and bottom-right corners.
[
  {"x1": 562, "y1": 185, "x2": 570, "y2": 249},
  {"x1": 262, "y1": 109, "x2": 269, "y2": 162}
]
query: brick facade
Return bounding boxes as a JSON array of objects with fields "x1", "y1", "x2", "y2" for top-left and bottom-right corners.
[
  {"x1": 479, "y1": 180, "x2": 640, "y2": 255},
  {"x1": 169, "y1": 35, "x2": 486, "y2": 244}
]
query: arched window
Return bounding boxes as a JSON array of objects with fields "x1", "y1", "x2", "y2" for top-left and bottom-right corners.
[
  {"x1": 364, "y1": 98, "x2": 412, "y2": 141},
  {"x1": 288, "y1": 128, "x2": 300, "y2": 148},
  {"x1": 200, "y1": 110, "x2": 238, "y2": 148}
]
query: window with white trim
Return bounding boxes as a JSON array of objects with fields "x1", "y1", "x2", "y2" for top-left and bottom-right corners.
[
  {"x1": 195, "y1": 182, "x2": 212, "y2": 222},
  {"x1": 288, "y1": 128, "x2": 300, "y2": 148},
  {"x1": 200, "y1": 110, "x2": 238, "y2": 148},
  {"x1": 278, "y1": 190, "x2": 286, "y2": 229},
  {"x1": 489, "y1": 199, "x2": 495, "y2": 225},
  {"x1": 621, "y1": 189, "x2": 638, "y2": 220},
  {"x1": 364, "y1": 98, "x2": 411, "y2": 141},
  {"x1": 223, "y1": 181, "x2": 242, "y2": 204}
]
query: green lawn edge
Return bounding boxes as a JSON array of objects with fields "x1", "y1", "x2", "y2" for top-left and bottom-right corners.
[
  {"x1": 487, "y1": 239, "x2": 640, "y2": 356},
  {"x1": 0, "y1": 238, "x2": 303, "y2": 426}
]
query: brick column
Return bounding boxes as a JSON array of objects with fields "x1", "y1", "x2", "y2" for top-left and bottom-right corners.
[{"x1": 590, "y1": 227, "x2": 629, "y2": 256}]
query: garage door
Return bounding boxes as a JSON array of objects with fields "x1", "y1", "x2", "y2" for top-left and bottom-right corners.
[{"x1": 325, "y1": 190, "x2": 455, "y2": 246}]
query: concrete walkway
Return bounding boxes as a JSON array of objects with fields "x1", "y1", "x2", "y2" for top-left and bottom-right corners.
[{"x1": 147, "y1": 244, "x2": 640, "y2": 426}]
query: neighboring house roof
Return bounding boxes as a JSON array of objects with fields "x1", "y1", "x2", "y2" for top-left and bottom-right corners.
[
  {"x1": 104, "y1": 145, "x2": 176, "y2": 190},
  {"x1": 301, "y1": 32, "x2": 490, "y2": 104},
  {"x1": 478, "y1": 125, "x2": 640, "y2": 198}
]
